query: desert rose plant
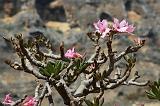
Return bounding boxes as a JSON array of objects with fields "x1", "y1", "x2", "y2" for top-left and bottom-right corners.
[{"x1": 2, "y1": 18, "x2": 149, "y2": 106}]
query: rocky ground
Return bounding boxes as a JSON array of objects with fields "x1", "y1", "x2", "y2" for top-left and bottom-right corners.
[{"x1": 0, "y1": 0, "x2": 160, "y2": 106}]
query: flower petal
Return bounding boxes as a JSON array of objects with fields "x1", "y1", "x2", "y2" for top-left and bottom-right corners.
[
  {"x1": 65, "y1": 48, "x2": 82, "y2": 59},
  {"x1": 119, "y1": 19, "x2": 128, "y2": 27},
  {"x1": 2, "y1": 94, "x2": 14, "y2": 105},
  {"x1": 101, "y1": 19, "x2": 108, "y2": 27},
  {"x1": 112, "y1": 18, "x2": 135, "y2": 33},
  {"x1": 113, "y1": 18, "x2": 119, "y2": 25},
  {"x1": 94, "y1": 19, "x2": 110, "y2": 37},
  {"x1": 117, "y1": 27, "x2": 128, "y2": 32},
  {"x1": 126, "y1": 25, "x2": 135, "y2": 33}
]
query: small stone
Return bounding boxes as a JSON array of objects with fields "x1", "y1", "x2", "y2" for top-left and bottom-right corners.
[
  {"x1": 45, "y1": 21, "x2": 70, "y2": 33},
  {"x1": 127, "y1": 11, "x2": 142, "y2": 22}
]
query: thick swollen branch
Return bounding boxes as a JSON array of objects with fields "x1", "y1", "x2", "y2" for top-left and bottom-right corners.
[
  {"x1": 37, "y1": 84, "x2": 47, "y2": 106},
  {"x1": 123, "y1": 71, "x2": 149, "y2": 86},
  {"x1": 35, "y1": 41, "x2": 61, "y2": 60},
  {"x1": 53, "y1": 78, "x2": 73, "y2": 105},
  {"x1": 123, "y1": 80, "x2": 149, "y2": 86},
  {"x1": 87, "y1": 45, "x2": 101, "y2": 63},
  {"x1": 15, "y1": 35, "x2": 46, "y2": 67},
  {"x1": 35, "y1": 82, "x2": 53, "y2": 106},
  {"x1": 114, "y1": 44, "x2": 144, "y2": 62},
  {"x1": 21, "y1": 57, "x2": 47, "y2": 79},
  {"x1": 87, "y1": 45, "x2": 107, "y2": 64},
  {"x1": 74, "y1": 74, "x2": 93, "y2": 97},
  {"x1": 38, "y1": 51, "x2": 61, "y2": 60},
  {"x1": 105, "y1": 40, "x2": 115, "y2": 76},
  {"x1": 105, "y1": 62, "x2": 133, "y2": 89},
  {"x1": 35, "y1": 41, "x2": 67, "y2": 61},
  {"x1": 47, "y1": 95, "x2": 54, "y2": 106}
]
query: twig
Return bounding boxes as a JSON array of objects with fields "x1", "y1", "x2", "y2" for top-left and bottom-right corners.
[
  {"x1": 74, "y1": 74, "x2": 93, "y2": 97},
  {"x1": 105, "y1": 39, "x2": 115, "y2": 76},
  {"x1": 17, "y1": 34, "x2": 46, "y2": 67},
  {"x1": 123, "y1": 71, "x2": 149, "y2": 86},
  {"x1": 5, "y1": 60, "x2": 23, "y2": 70},
  {"x1": 37, "y1": 84, "x2": 47, "y2": 106},
  {"x1": 87, "y1": 45, "x2": 101, "y2": 63},
  {"x1": 21, "y1": 57, "x2": 47, "y2": 79},
  {"x1": 105, "y1": 62, "x2": 133, "y2": 89},
  {"x1": 114, "y1": 45, "x2": 143, "y2": 62},
  {"x1": 46, "y1": 82, "x2": 54, "y2": 106},
  {"x1": 35, "y1": 83, "x2": 42, "y2": 98}
]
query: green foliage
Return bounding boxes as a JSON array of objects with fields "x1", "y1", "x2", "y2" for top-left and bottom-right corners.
[
  {"x1": 72, "y1": 58, "x2": 89, "y2": 73},
  {"x1": 146, "y1": 79, "x2": 160, "y2": 100},
  {"x1": 84, "y1": 97, "x2": 104, "y2": 106},
  {"x1": 65, "y1": 58, "x2": 91, "y2": 83},
  {"x1": 39, "y1": 61, "x2": 65, "y2": 77}
]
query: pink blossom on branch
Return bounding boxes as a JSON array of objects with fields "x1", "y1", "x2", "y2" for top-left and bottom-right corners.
[
  {"x1": 2, "y1": 94, "x2": 15, "y2": 105},
  {"x1": 94, "y1": 19, "x2": 111, "y2": 38},
  {"x1": 113, "y1": 18, "x2": 135, "y2": 33},
  {"x1": 64, "y1": 47, "x2": 82, "y2": 59},
  {"x1": 23, "y1": 96, "x2": 37, "y2": 106}
]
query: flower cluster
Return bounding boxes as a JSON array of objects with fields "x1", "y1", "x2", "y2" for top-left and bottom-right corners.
[
  {"x1": 94, "y1": 18, "x2": 135, "y2": 38},
  {"x1": 2, "y1": 94, "x2": 37, "y2": 106},
  {"x1": 64, "y1": 18, "x2": 139, "y2": 59},
  {"x1": 113, "y1": 18, "x2": 135, "y2": 33},
  {"x1": 2, "y1": 94, "x2": 14, "y2": 105},
  {"x1": 64, "y1": 47, "x2": 82, "y2": 59},
  {"x1": 93, "y1": 20, "x2": 111, "y2": 38}
]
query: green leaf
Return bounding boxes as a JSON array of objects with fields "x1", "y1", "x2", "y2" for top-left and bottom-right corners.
[
  {"x1": 75, "y1": 58, "x2": 81, "y2": 69},
  {"x1": 46, "y1": 62, "x2": 55, "y2": 74},
  {"x1": 60, "y1": 62, "x2": 65, "y2": 70},
  {"x1": 54, "y1": 61, "x2": 63, "y2": 76},
  {"x1": 39, "y1": 61, "x2": 65, "y2": 77},
  {"x1": 75, "y1": 58, "x2": 89, "y2": 72},
  {"x1": 151, "y1": 86, "x2": 159, "y2": 97},
  {"x1": 39, "y1": 68, "x2": 45, "y2": 75},
  {"x1": 146, "y1": 91, "x2": 157, "y2": 99},
  {"x1": 146, "y1": 79, "x2": 160, "y2": 100},
  {"x1": 39, "y1": 67, "x2": 51, "y2": 77}
]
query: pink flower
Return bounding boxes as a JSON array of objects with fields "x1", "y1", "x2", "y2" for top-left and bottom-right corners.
[
  {"x1": 113, "y1": 18, "x2": 135, "y2": 33},
  {"x1": 2, "y1": 94, "x2": 15, "y2": 105},
  {"x1": 65, "y1": 47, "x2": 82, "y2": 59},
  {"x1": 23, "y1": 96, "x2": 37, "y2": 106},
  {"x1": 94, "y1": 19, "x2": 111, "y2": 38}
]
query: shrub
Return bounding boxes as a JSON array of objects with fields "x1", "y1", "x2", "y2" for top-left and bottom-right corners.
[{"x1": 2, "y1": 18, "x2": 149, "y2": 106}]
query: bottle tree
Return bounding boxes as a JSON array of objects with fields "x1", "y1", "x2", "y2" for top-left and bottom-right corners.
[{"x1": 2, "y1": 18, "x2": 149, "y2": 106}]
